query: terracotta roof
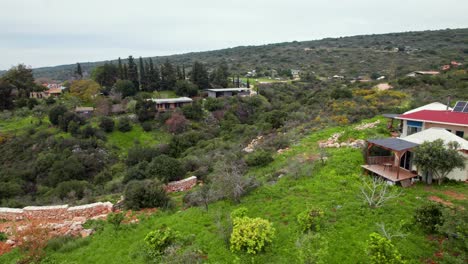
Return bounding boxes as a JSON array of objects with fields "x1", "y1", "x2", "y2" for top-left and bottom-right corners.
[{"x1": 397, "y1": 110, "x2": 468, "y2": 127}]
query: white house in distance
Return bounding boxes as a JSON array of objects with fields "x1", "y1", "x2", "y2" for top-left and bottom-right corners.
[
  {"x1": 206, "y1": 88, "x2": 250, "y2": 98},
  {"x1": 149, "y1": 97, "x2": 193, "y2": 112}
]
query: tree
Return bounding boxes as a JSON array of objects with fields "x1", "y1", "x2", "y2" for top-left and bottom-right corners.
[
  {"x1": 2, "y1": 64, "x2": 40, "y2": 98},
  {"x1": 359, "y1": 177, "x2": 402, "y2": 208},
  {"x1": 146, "y1": 58, "x2": 160, "y2": 91},
  {"x1": 230, "y1": 216, "x2": 275, "y2": 254},
  {"x1": 160, "y1": 59, "x2": 177, "y2": 90},
  {"x1": 413, "y1": 139, "x2": 465, "y2": 185},
  {"x1": 175, "y1": 80, "x2": 198, "y2": 97},
  {"x1": 69, "y1": 80, "x2": 100, "y2": 102},
  {"x1": 124, "y1": 180, "x2": 170, "y2": 210},
  {"x1": 213, "y1": 160, "x2": 257, "y2": 203},
  {"x1": 117, "y1": 117, "x2": 132, "y2": 132},
  {"x1": 114, "y1": 80, "x2": 137, "y2": 98},
  {"x1": 0, "y1": 79, "x2": 15, "y2": 110},
  {"x1": 138, "y1": 57, "x2": 147, "y2": 90},
  {"x1": 92, "y1": 63, "x2": 119, "y2": 89},
  {"x1": 190, "y1": 61, "x2": 210, "y2": 88},
  {"x1": 147, "y1": 154, "x2": 186, "y2": 182},
  {"x1": 211, "y1": 61, "x2": 229, "y2": 88},
  {"x1": 118, "y1": 57, "x2": 124, "y2": 79},
  {"x1": 135, "y1": 99, "x2": 156, "y2": 122},
  {"x1": 366, "y1": 233, "x2": 405, "y2": 264},
  {"x1": 127, "y1": 56, "x2": 139, "y2": 89},
  {"x1": 165, "y1": 112, "x2": 189, "y2": 134},
  {"x1": 99, "y1": 116, "x2": 115, "y2": 132},
  {"x1": 75, "y1": 63, "x2": 83, "y2": 79}
]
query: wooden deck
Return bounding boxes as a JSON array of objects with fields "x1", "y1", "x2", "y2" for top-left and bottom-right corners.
[{"x1": 361, "y1": 164, "x2": 418, "y2": 182}]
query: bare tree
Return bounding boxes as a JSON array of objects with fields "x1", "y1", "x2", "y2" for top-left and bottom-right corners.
[
  {"x1": 376, "y1": 222, "x2": 407, "y2": 240},
  {"x1": 359, "y1": 177, "x2": 402, "y2": 208},
  {"x1": 213, "y1": 160, "x2": 258, "y2": 203}
]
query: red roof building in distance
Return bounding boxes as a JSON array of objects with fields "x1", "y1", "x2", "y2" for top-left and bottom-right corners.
[{"x1": 396, "y1": 110, "x2": 468, "y2": 138}]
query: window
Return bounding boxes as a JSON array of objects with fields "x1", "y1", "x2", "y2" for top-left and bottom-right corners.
[
  {"x1": 446, "y1": 129, "x2": 452, "y2": 132},
  {"x1": 456, "y1": 131, "x2": 465, "y2": 138},
  {"x1": 407, "y1": 121, "x2": 423, "y2": 135}
]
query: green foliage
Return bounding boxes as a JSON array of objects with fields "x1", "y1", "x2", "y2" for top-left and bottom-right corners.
[
  {"x1": 297, "y1": 208, "x2": 325, "y2": 233},
  {"x1": 190, "y1": 61, "x2": 210, "y2": 88},
  {"x1": 147, "y1": 154, "x2": 186, "y2": 182},
  {"x1": 296, "y1": 233, "x2": 328, "y2": 264},
  {"x1": 230, "y1": 216, "x2": 275, "y2": 254},
  {"x1": 230, "y1": 207, "x2": 248, "y2": 219},
  {"x1": 175, "y1": 80, "x2": 198, "y2": 97},
  {"x1": 204, "y1": 97, "x2": 224, "y2": 111},
  {"x1": 114, "y1": 79, "x2": 137, "y2": 98},
  {"x1": 82, "y1": 219, "x2": 105, "y2": 233},
  {"x1": 413, "y1": 139, "x2": 466, "y2": 185},
  {"x1": 438, "y1": 207, "x2": 467, "y2": 262},
  {"x1": 245, "y1": 150, "x2": 274, "y2": 167},
  {"x1": 99, "y1": 116, "x2": 115, "y2": 133},
  {"x1": 413, "y1": 203, "x2": 444, "y2": 233},
  {"x1": 117, "y1": 117, "x2": 132, "y2": 132},
  {"x1": 366, "y1": 233, "x2": 405, "y2": 264},
  {"x1": 55, "y1": 180, "x2": 92, "y2": 200},
  {"x1": 331, "y1": 88, "x2": 353, "y2": 99},
  {"x1": 0, "y1": 232, "x2": 7, "y2": 242},
  {"x1": 182, "y1": 100, "x2": 204, "y2": 120},
  {"x1": 144, "y1": 227, "x2": 179, "y2": 256},
  {"x1": 107, "y1": 212, "x2": 125, "y2": 230},
  {"x1": 92, "y1": 63, "x2": 118, "y2": 89},
  {"x1": 48, "y1": 105, "x2": 67, "y2": 125},
  {"x1": 123, "y1": 180, "x2": 170, "y2": 210}
]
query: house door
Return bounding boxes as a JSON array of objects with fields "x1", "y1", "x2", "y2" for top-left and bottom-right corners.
[{"x1": 399, "y1": 152, "x2": 412, "y2": 170}]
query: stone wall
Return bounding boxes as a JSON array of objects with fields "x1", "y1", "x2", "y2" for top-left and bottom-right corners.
[
  {"x1": 0, "y1": 202, "x2": 113, "y2": 221},
  {"x1": 165, "y1": 176, "x2": 197, "y2": 193}
]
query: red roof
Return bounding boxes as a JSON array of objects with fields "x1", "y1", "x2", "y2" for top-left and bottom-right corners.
[{"x1": 397, "y1": 110, "x2": 468, "y2": 126}]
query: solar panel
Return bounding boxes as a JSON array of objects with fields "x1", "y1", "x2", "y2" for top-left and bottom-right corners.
[{"x1": 453, "y1": 101, "x2": 467, "y2": 112}]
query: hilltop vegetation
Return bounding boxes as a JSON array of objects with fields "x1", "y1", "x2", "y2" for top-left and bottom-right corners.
[{"x1": 3, "y1": 28, "x2": 466, "y2": 81}]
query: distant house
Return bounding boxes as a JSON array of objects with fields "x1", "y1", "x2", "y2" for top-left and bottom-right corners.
[
  {"x1": 406, "y1": 71, "x2": 440, "y2": 77},
  {"x1": 206, "y1": 88, "x2": 250, "y2": 98},
  {"x1": 441, "y1": 65, "x2": 451, "y2": 71},
  {"x1": 111, "y1": 104, "x2": 125, "y2": 115},
  {"x1": 149, "y1": 97, "x2": 193, "y2": 112},
  {"x1": 47, "y1": 88, "x2": 62, "y2": 97},
  {"x1": 75, "y1": 107, "x2": 94, "y2": 118},
  {"x1": 291, "y1": 69, "x2": 301, "y2": 79},
  {"x1": 396, "y1": 102, "x2": 467, "y2": 138},
  {"x1": 30, "y1": 91, "x2": 48, "y2": 99},
  {"x1": 30, "y1": 87, "x2": 63, "y2": 99}
]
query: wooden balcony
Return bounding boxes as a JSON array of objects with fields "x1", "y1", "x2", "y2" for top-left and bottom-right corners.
[{"x1": 361, "y1": 164, "x2": 418, "y2": 182}]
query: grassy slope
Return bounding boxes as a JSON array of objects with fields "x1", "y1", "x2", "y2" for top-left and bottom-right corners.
[
  {"x1": 1, "y1": 117, "x2": 467, "y2": 263},
  {"x1": 106, "y1": 125, "x2": 170, "y2": 156}
]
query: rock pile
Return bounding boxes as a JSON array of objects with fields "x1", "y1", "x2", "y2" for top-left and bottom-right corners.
[
  {"x1": 243, "y1": 135, "x2": 263, "y2": 153},
  {"x1": 165, "y1": 176, "x2": 197, "y2": 193},
  {"x1": 355, "y1": 120, "x2": 381, "y2": 130},
  {"x1": 318, "y1": 132, "x2": 366, "y2": 149}
]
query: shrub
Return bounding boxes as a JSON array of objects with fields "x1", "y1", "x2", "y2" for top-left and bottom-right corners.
[
  {"x1": 147, "y1": 154, "x2": 186, "y2": 182},
  {"x1": 124, "y1": 180, "x2": 170, "y2": 210},
  {"x1": 48, "y1": 105, "x2": 68, "y2": 125},
  {"x1": 296, "y1": 233, "x2": 328, "y2": 264},
  {"x1": 99, "y1": 116, "x2": 115, "y2": 132},
  {"x1": 230, "y1": 216, "x2": 275, "y2": 254},
  {"x1": 165, "y1": 112, "x2": 188, "y2": 134},
  {"x1": 414, "y1": 203, "x2": 444, "y2": 233},
  {"x1": 297, "y1": 208, "x2": 325, "y2": 233},
  {"x1": 126, "y1": 145, "x2": 161, "y2": 166},
  {"x1": 55, "y1": 180, "x2": 92, "y2": 200},
  {"x1": 366, "y1": 233, "x2": 405, "y2": 264},
  {"x1": 0, "y1": 232, "x2": 7, "y2": 242},
  {"x1": 117, "y1": 117, "x2": 132, "y2": 132},
  {"x1": 141, "y1": 122, "x2": 152, "y2": 132},
  {"x1": 144, "y1": 227, "x2": 179, "y2": 256},
  {"x1": 230, "y1": 207, "x2": 248, "y2": 219},
  {"x1": 245, "y1": 150, "x2": 274, "y2": 167},
  {"x1": 82, "y1": 219, "x2": 106, "y2": 233},
  {"x1": 107, "y1": 212, "x2": 125, "y2": 230}
]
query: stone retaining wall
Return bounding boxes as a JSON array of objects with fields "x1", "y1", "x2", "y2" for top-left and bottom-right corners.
[
  {"x1": 165, "y1": 176, "x2": 197, "y2": 192},
  {"x1": 0, "y1": 202, "x2": 113, "y2": 221}
]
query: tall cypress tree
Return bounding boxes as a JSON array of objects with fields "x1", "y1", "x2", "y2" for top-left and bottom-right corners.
[
  {"x1": 146, "y1": 58, "x2": 160, "y2": 91},
  {"x1": 182, "y1": 65, "x2": 186, "y2": 80},
  {"x1": 138, "y1": 57, "x2": 146, "y2": 90},
  {"x1": 123, "y1": 64, "x2": 128, "y2": 80},
  {"x1": 127, "y1": 56, "x2": 139, "y2": 89},
  {"x1": 118, "y1": 57, "x2": 124, "y2": 79},
  {"x1": 190, "y1": 61, "x2": 210, "y2": 88},
  {"x1": 75, "y1": 63, "x2": 83, "y2": 79},
  {"x1": 211, "y1": 61, "x2": 229, "y2": 88},
  {"x1": 160, "y1": 59, "x2": 177, "y2": 90}
]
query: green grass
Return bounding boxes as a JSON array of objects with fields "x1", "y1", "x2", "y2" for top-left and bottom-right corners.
[
  {"x1": 106, "y1": 125, "x2": 170, "y2": 156},
  {"x1": 1, "y1": 117, "x2": 466, "y2": 263},
  {"x1": 153, "y1": 90, "x2": 178, "y2": 98}
]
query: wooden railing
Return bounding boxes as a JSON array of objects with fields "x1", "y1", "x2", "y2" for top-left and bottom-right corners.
[{"x1": 367, "y1": 156, "x2": 394, "y2": 165}]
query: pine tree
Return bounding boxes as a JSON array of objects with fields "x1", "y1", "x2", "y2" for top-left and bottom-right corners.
[
  {"x1": 127, "y1": 56, "x2": 139, "y2": 89},
  {"x1": 176, "y1": 66, "x2": 184, "y2": 81},
  {"x1": 211, "y1": 61, "x2": 229, "y2": 87},
  {"x1": 182, "y1": 65, "x2": 186, "y2": 80},
  {"x1": 118, "y1": 57, "x2": 124, "y2": 79},
  {"x1": 123, "y1": 64, "x2": 128, "y2": 80},
  {"x1": 146, "y1": 58, "x2": 160, "y2": 91},
  {"x1": 75, "y1": 63, "x2": 83, "y2": 79},
  {"x1": 190, "y1": 61, "x2": 210, "y2": 88}
]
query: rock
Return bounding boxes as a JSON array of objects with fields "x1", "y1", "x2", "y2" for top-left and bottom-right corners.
[
  {"x1": 6, "y1": 239, "x2": 15, "y2": 245},
  {"x1": 80, "y1": 229, "x2": 94, "y2": 238}
]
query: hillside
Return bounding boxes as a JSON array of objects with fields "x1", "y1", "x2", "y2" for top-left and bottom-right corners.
[{"x1": 6, "y1": 28, "x2": 467, "y2": 81}]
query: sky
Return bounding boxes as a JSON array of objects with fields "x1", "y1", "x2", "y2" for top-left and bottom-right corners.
[{"x1": 1, "y1": 0, "x2": 467, "y2": 70}]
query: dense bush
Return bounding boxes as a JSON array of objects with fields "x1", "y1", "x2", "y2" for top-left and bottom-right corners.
[
  {"x1": 123, "y1": 180, "x2": 170, "y2": 210},
  {"x1": 144, "y1": 227, "x2": 179, "y2": 256},
  {"x1": 413, "y1": 203, "x2": 444, "y2": 233},
  {"x1": 366, "y1": 233, "x2": 405, "y2": 264},
  {"x1": 55, "y1": 180, "x2": 92, "y2": 200},
  {"x1": 147, "y1": 155, "x2": 186, "y2": 182},
  {"x1": 141, "y1": 122, "x2": 152, "y2": 132},
  {"x1": 297, "y1": 208, "x2": 325, "y2": 233},
  {"x1": 126, "y1": 145, "x2": 162, "y2": 166},
  {"x1": 230, "y1": 216, "x2": 275, "y2": 254},
  {"x1": 0, "y1": 232, "x2": 7, "y2": 242},
  {"x1": 107, "y1": 212, "x2": 125, "y2": 230},
  {"x1": 117, "y1": 117, "x2": 132, "y2": 132},
  {"x1": 48, "y1": 105, "x2": 67, "y2": 125},
  {"x1": 99, "y1": 116, "x2": 115, "y2": 132},
  {"x1": 245, "y1": 150, "x2": 274, "y2": 167}
]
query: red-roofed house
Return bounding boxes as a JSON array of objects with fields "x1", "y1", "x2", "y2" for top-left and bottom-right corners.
[{"x1": 396, "y1": 110, "x2": 468, "y2": 138}]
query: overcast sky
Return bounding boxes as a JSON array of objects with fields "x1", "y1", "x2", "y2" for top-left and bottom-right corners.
[{"x1": 1, "y1": 0, "x2": 467, "y2": 70}]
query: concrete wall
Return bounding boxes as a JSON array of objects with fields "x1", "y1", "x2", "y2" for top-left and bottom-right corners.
[{"x1": 424, "y1": 122, "x2": 467, "y2": 137}]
